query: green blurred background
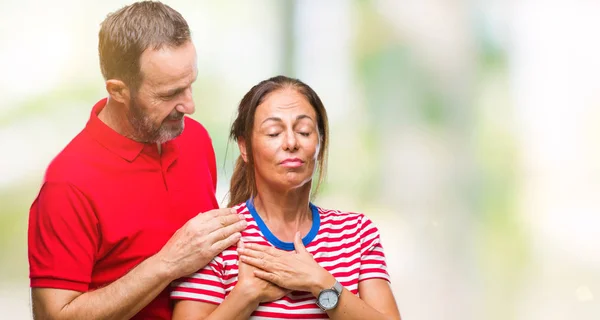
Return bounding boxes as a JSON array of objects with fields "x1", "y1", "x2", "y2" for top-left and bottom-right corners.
[{"x1": 1, "y1": 1, "x2": 599, "y2": 319}]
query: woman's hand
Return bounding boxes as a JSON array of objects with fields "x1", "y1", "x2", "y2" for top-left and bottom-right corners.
[
  {"x1": 234, "y1": 240, "x2": 290, "y2": 304},
  {"x1": 237, "y1": 232, "x2": 336, "y2": 297}
]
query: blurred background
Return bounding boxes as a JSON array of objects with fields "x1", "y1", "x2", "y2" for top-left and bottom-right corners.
[{"x1": 1, "y1": 0, "x2": 599, "y2": 319}]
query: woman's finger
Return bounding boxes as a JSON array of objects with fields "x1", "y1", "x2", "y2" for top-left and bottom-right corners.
[
  {"x1": 240, "y1": 254, "x2": 270, "y2": 271},
  {"x1": 253, "y1": 269, "x2": 282, "y2": 286},
  {"x1": 293, "y1": 232, "x2": 308, "y2": 254},
  {"x1": 238, "y1": 246, "x2": 270, "y2": 261}
]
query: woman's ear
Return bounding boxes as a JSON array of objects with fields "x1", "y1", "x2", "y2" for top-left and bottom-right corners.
[{"x1": 237, "y1": 137, "x2": 248, "y2": 162}]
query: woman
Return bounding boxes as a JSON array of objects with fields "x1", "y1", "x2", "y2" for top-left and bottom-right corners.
[{"x1": 171, "y1": 76, "x2": 401, "y2": 320}]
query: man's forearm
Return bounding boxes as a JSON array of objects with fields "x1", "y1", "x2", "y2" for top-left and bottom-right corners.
[{"x1": 33, "y1": 255, "x2": 173, "y2": 320}]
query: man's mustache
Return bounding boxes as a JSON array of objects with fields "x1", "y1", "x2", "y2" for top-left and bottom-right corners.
[{"x1": 165, "y1": 112, "x2": 184, "y2": 121}]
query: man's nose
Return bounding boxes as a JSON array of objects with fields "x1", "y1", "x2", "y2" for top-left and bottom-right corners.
[{"x1": 176, "y1": 88, "x2": 195, "y2": 115}]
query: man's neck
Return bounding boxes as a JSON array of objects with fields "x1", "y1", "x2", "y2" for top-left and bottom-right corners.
[
  {"x1": 98, "y1": 98, "x2": 163, "y2": 155},
  {"x1": 98, "y1": 98, "x2": 137, "y2": 141}
]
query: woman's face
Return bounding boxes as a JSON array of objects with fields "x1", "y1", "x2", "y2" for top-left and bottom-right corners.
[{"x1": 243, "y1": 88, "x2": 320, "y2": 193}]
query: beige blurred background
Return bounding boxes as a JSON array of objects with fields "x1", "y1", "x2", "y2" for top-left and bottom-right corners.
[{"x1": 1, "y1": 0, "x2": 599, "y2": 319}]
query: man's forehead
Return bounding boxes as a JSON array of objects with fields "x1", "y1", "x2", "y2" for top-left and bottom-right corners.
[{"x1": 139, "y1": 43, "x2": 197, "y2": 87}]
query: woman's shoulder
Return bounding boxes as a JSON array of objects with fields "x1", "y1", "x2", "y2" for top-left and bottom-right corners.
[
  {"x1": 313, "y1": 204, "x2": 371, "y2": 224},
  {"x1": 232, "y1": 201, "x2": 254, "y2": 221},
  {"x1": 232, "y1": 201, "x2": 249, "y2": 212}
]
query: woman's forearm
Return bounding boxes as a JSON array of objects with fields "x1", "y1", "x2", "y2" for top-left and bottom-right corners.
[
  {"x1": 308, "y1": 275, "x2": 401, "y2": 320},
  {"x1": 323, "y1": 288, "x2": 399, "y2": 320},
  {"x1": 204, "y1": 288, "x2": 259, "y2": 320},
  {"x1": 173, "y1": 285, "x2": 260, "y2": 320}
]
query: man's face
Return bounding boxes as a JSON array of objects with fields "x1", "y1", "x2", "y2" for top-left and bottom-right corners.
[{"x1": 127, "y1": 40, "x2": 198, "y2": 144}]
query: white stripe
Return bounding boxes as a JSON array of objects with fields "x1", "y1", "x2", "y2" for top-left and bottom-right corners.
[
  {"x1": 170, "y1": 291, "x2": 223, "y2": 304},
  {"x1": 255, "y1": 304, "x2": 324, "y2": 315},
  {"x1": 241, "y1": 235, "x2": 267, "y2": 243},
  {"x1": 336, "y1": 274, "x2": 362, "y2": 284},
  {"x1": 311, "y1": 244, "x2": 361, "y2": 261},
  {"x1": 261, "y1": 296, "x2": 316, "y2": 307},
  {"x1": 346, "y1": 283, "x2": 358, "y2": 292},
  {"x1": 249, "y1": 317, "x2": 328, "y2": 320},
  {"x1": 174, "y1": 281, "x2": 225, "y2": 293},
  {"x1": 312, "y1": 227, "x2": 361, "y2": 242},
  {"x1": 187, "y1": 273, "x2": 223, "y2": 283},
  {"x1": 317, "y1": 261, "x2": 361, "y2": 274},
  {"x1": 319, "y1": 219, "x2": 361, "y2": 232},
  {"x1": 306, "y1": 237, "x2": 360, "y2": 255},
  {"x1": 314, "y1": 252, "x2": 361, "y2": 267},
  {"x1": 359, "y1": 272, "x2": 390, "y2": 281}
]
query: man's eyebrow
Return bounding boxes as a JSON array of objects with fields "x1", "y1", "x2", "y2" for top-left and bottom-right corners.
[{"x1": 160, "y1": 86, "x2": 186, "y2": 97}]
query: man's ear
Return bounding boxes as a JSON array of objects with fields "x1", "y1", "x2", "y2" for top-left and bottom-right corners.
[
  {"x1": 106, "y1": 79, "x2": 131, "y2": 104},
  {"x1": 238, "y1": 137, "x2": 248, "y2": 163}
]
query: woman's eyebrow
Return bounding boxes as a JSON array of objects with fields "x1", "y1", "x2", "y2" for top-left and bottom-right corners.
[
  {"x1": 295, "y1": 114, "x2": 314, "y2": 122},
  {"x1": 261, "y1": 117, "x2": 283, "y2": 125},
  {"x1": 260, "y1": 114, "x2": 315, "y2": 126}
]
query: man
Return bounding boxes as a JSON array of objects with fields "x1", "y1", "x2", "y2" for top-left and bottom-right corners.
[{"x1": 27, "y1": 2, "x2": 246, "y2": 319}]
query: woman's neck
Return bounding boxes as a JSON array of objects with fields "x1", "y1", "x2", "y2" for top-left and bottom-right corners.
[{"x1": 252, "y1": 183, "x2": 313, "y2": 242}]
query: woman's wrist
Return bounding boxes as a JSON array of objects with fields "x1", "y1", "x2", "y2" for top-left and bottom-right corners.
[
  {"x1": 230, "y1": 283, "x2": 261, "y2": 306},
  {"x1": 310, "y1": 270, "x2": 337, "y2": 297}
]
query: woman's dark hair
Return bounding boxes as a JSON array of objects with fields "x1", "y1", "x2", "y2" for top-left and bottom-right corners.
[{"x1": 228, "y1": 75, "x2": 329, "y2": 207}]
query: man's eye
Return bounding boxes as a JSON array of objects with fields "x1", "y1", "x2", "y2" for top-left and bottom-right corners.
[
  {"x1": 160, "y1": 95, "x2": 174, "y2": 101},
  {"x1": 267, "y1": 133, "x2": 280, "y2": 137}
]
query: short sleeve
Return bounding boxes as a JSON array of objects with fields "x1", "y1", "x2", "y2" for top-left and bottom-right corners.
[
  {"x1": 28, "y1": 182, "x2": 99, "y2": 291},
  {"x1": 170, "y1": 257, "x2": 226, "y2": 305},
  {"x1": 358, "y1": 215, "x2": 391, "y2": 282}
]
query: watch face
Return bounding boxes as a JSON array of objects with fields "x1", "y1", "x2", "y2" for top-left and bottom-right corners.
[{"x1": 318, "y1": 289, "x2": 339, "y2": 310}]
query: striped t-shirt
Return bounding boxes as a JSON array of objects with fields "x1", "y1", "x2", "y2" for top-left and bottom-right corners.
[{"x1": 171, "y1": 200, "x2": 390, "y2": 319}]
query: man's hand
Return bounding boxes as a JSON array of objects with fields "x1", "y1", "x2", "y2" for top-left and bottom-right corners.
[{"x1": 156, "y1": 208, "x2": 247, "y2": 280}]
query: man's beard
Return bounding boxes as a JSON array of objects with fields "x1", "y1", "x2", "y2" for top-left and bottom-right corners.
[{"x1": 127, "y1": 96, "x2": 185, "y2": 144}]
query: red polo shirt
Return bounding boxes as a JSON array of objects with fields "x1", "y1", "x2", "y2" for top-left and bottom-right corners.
[{"x1": 28, "y1": 98, "x2": 219, "y2": 319}]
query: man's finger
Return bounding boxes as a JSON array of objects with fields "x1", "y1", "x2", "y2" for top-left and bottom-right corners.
[
  {"x1": 201, "y1": 212, "x2": 245, "y2": 233},
  {"x1": 199, "y1": 208, "x2": 237, "y2": 220},
  {"x1": 210, "y1": 231, "x2": 242, "y2": 253},
  {"x1": 207, "y1": 219, "x2": 246, "y2": 243}
]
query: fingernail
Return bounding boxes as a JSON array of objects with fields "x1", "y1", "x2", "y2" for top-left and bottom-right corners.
[{"x1": 230, "y1": 208, "x2": 237, "y2": 214}]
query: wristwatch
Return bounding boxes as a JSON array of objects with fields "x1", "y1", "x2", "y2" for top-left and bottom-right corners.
[{"x1": 316, "y1": 280, "x2": 343, "y2": 311}]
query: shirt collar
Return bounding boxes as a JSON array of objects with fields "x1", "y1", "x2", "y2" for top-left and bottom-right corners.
[{"x1": 84, "y1": 98, "x2": 147, "y2": 162}]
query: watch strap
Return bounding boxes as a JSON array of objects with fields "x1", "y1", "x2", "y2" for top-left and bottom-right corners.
[{"x1": 332, "y1": 280, "x2": 343, "y2": 296}]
